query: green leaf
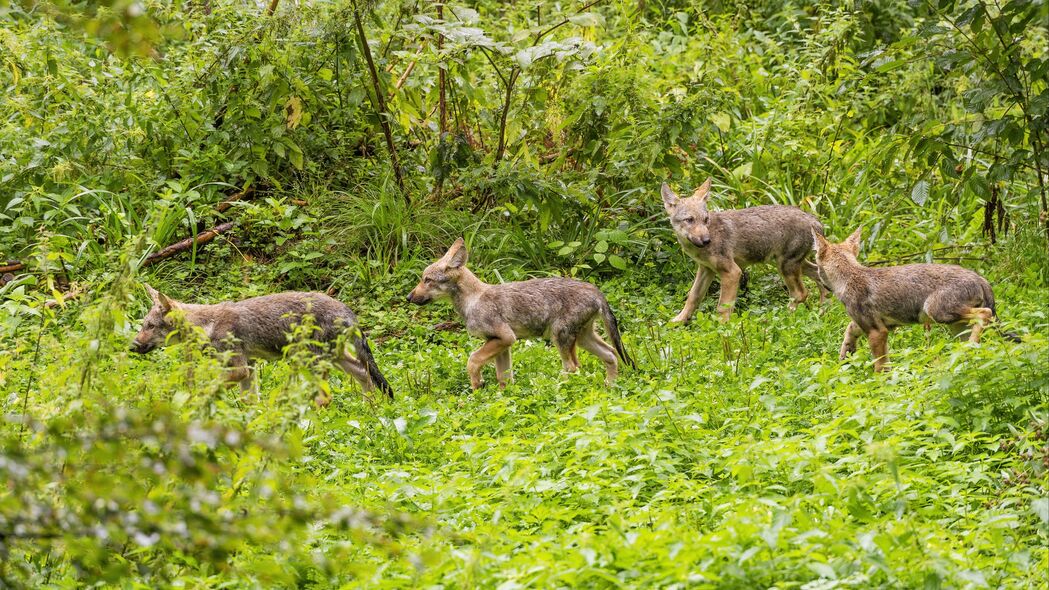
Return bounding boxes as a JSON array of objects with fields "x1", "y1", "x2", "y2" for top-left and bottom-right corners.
[
  {"x1": 608, "y1": 254, "x2": 627, "y2": 270},
  {"x1": 911, "y1": 180, "x2": 929, "y2": 206},
  {"x1": 709, "y1": 112, "x2": 732, "y2": 133},
  {"x1": 568, "y1": 13, "x2": 604, "y2": 28},
  {"x1": 1033, "y1": 497, "x2": 1049, "y2": 525}
]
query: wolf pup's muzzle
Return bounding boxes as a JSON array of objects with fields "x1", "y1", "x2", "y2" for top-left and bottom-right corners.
[
  {"x1": 690, "y1": 236, "x2": 711, "y2": 248},
  {"x1": 130, "y1": 341, "x2": 155, "y2": 354},
  {"x1": 406, "y1": 291, "x2": 431, "y2": 305}
]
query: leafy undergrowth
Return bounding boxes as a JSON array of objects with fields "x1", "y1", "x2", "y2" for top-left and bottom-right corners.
[{"x1": 2, "y1": 271, "x2": 1047, "y2": 588}]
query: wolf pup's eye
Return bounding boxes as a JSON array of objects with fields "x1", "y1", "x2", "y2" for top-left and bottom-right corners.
[{"x1": 683, "y1": 216, "x2": 695, "y2": 223}]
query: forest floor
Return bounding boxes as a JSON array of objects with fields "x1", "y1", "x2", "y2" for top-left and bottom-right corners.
[{"x1": 9, "y1": 266, "x2": 1048, "y2": 587}]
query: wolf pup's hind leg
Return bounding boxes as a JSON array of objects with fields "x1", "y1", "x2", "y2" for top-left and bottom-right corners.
[
  {"x1": 578, "y1": 327, "x2": 619, "y2": 385},
  {"x1": 495, "y1": 349, "x2": 513, "y2": 385}
]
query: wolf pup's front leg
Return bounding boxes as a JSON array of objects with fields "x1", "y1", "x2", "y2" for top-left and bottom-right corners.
[
  {"x1": 838, "y1": 321, "x2": 863, "y2": 360},
  {"x1": 467, "y1": 335, "x2": 515, "y2": 390},
  {"x1": 671, "y1": 266, "x2": 714, "y2": 324}
]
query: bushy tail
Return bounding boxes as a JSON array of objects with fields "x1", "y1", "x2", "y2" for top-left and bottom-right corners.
[
  {"x1": 355, "y1": 335, "x2": 394, "y2": 400},
  {"x1": 600, "y1": 301, "x2": 636, "y2": 369}
]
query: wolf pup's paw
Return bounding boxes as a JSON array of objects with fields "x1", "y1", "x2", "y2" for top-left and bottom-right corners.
[{"x1": 669, "y1": 312, "x2": 691, "y2": 325}]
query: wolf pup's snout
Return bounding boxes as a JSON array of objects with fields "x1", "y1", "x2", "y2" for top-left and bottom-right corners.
[{"x1": 690, "y1": 236, "x2": 711, "y2": 248}]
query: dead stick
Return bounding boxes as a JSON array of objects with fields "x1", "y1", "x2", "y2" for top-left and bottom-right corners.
[
  {"x1": 393, "y1": 60, "x2": 417, "y2": 92},
  {"x1": 142, "y1": 222, "x2": 235, "y2": 267},
  {"x1": 215, "y1": 187, "x2": 255, "y2": 214},
  {"x1": 0, "y1": 261, "x2": 24, "y2": 273}
]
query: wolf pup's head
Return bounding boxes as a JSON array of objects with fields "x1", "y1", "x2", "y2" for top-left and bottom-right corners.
[
  {"x1": 131, "y1": 284, "x2": 179, "y2": 354},
  {"x1": 661, "y1": 179, "x2": 714, "y2": 249},
  {"x1": 811, "y1": 227, "x2": 863, "y2": 291},
  {"x1": 408, "y1": 237, "x2": 469, "y2": 305}
]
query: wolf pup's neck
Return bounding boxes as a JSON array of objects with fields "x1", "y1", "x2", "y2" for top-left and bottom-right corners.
[
  {"x1": 825, "y1": 254, "x2": 867, "y2": 292},
  {"x1": 450, "y1": 268, "x2": 488, "y2": 316}
]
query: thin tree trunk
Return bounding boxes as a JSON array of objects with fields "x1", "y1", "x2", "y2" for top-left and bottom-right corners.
[
  {"x1": 494, "y1": 69, "x2": 519, "y2": 163},
  {"x1": 265, "y1": 0, "x2": 280, "y2": 15},
  {"x1": 353, "y1": 2, "x2": 407, "y2": 199},
  {"x1": 437, "y1": 2, "x2": 447, "y2": 136}
]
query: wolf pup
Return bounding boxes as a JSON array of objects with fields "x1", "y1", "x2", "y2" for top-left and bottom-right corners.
[
  {"x1": 407, "y1": 238, "x2": 634, "y2": 389},
  {"x1": 661, "y1": 179, "x2": 828, "y2": 323},
  {"x1": 131, "y1": 285, "x2": 393, "y2": 402},
  {"x1": 813, "y1": 228, "x2": 1019, "y2": 372}
]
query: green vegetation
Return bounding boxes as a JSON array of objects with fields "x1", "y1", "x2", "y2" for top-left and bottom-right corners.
[{"x1": 1, "y1": 0, "x2": 1047, "y2": 587}]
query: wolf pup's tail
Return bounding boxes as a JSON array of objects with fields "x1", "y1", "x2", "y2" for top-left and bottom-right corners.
[
  {"x1": 355, "y1": 335, "x2": 395, "y2": 400},
  {"x1": 600, "y1": 301, "x2": 636, "y2": 369}
]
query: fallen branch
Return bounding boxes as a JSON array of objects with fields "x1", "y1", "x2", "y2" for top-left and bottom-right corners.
[
  {"x1": 0, "y1": 261, "x2": 25, "y2": 273},
  {"x1": 215, "y1": 187, "x2": 255, "y2": 214},
  {"x1": 142, "y1": 222, "x2": 235, "y2": 267}
]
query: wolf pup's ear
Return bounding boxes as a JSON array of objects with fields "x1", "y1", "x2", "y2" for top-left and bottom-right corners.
[
  {"x1": 692, "y1": 177, "x2": 713, "y2": 202},
  {"x1": 444, "y1": 237, "x2": 468, "y2": 269},
  {"x1": 145, "y1": 284, "x2": 175, "y2": 312},
  {"x1": 157, "y1": 292, "x2": 176, "y2": 313},
  {"x1": 660, "y1": 183, "x2": 678, "y2": 212},
  {"x1": 844, "y1": 227, "x2": 863, "y2": 255}
]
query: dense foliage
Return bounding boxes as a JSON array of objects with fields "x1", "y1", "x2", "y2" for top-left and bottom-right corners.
[{"x1": 1, "y1": 0, "x2": 1046, "y2": 587}]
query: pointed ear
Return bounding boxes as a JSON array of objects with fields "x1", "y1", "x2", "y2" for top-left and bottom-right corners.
[
  {"x1": 145, "y1": 284, "x2": 175, "y2": 312},
  {"x1": 844, "y1": 226, "x2": 863, "y2": 255},
  {"x1": 691, "y1": 177, "x2": 713, "y2": 202},
  {"x1": 443, "y1": 237, "x2": 468, "y2": 269},
  {"x1": 660, "y1": 183, "x2": 678, "y2": 212},
  {"x1": 156, "y1": 291, "x2": 177, "y2": 312}
]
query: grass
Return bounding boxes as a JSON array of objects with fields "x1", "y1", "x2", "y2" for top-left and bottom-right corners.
[{"x1": 2, "y1": 260, "x2": 1047, "y2": 588}]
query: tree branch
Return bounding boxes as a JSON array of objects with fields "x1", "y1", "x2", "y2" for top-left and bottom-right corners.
[{"x1": 142, "y1": 222, "x2": 235, "y2": 267}]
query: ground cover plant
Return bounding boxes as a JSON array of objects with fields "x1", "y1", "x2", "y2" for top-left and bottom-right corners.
[{"x1": 1, "y1": 0, "x2": 1047, "y2": 587}]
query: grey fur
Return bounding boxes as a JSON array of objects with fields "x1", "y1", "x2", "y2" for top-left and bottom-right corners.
[
  {"x1": 131, "y1": 286, "x2": 392, "y2": 401},
  {"x1": 661, "y1": 179, "x2": 829, "y2": 323},
  {"x1": 813, "y1": 227, "x2": 1014, "y2": 372},
  {"x1": 408, "y1": 238, "x2": 633, "y2": 389}
]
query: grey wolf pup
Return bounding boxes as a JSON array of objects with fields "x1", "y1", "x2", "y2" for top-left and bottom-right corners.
[
  {"x1": 813, "y1": 228, "x2": 1020, "y2": 372},
  {"x1": 661, "y1": 178, "x2": 828, "y2": 322},
  {"x1": 131, "y1": 285, "x2": 393, "y2": 401},
  {"x1": 407, "y1": 238, "x2": 634, "y2": 389}
]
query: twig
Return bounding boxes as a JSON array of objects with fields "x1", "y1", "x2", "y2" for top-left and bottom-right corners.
[{"x1": 393, "y1": 60, "x2": 417, "y2": 92}]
